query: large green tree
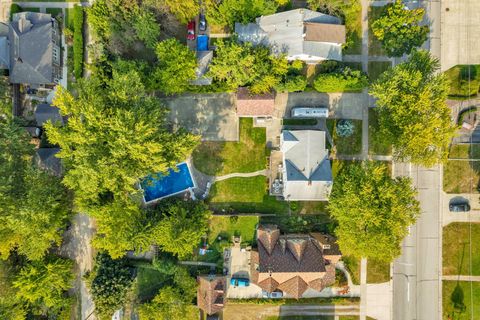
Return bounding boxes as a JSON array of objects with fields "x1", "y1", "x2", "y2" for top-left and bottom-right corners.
[
  {"x1": 45, "y1": 67, "x2": 198, "y2": 208},
  {"x1": 160, "y1": 0, "x2": 199, "y2": 23},
  {"x1": 370, "y1": 50, "x2": 456, "y2": 166},
  {"x1": 153, "y1": 39, "x2": 197, "y2": 95},
  {"x1": 0, "y1": 260, "x2": 26, "y2": 320},
  {"x1": 205, "y1": 0, "x2": 277, "y2": 28},
  {"x1": 371, "y1": 1, "x2": 429, "y2": 57},
  {"x1": 207, "y1": 40, "x2": 288, "y2": 93},
  {"x1": 13, "y1": 257, "x2": 74, "y2": 316},
  {"x1": 328, "y1": 162, "x2": 419, "y2": 262},
  {"x1": 0, "y1": 120, "x2": 71, "y2": 261},
  {"x1": 138, "y1": 287, "x2": 198, "y2": 320},
  {"x1": 150, "y1": 201, "x2": 211, "y2": 259}
]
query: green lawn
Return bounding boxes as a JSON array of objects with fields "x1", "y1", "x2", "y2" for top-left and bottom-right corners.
[
  {"x1": 368, "y1": 108, "x2": 392, "y2": 156},
  {"x1": 449, "y1": 144, "x2": 480, "y2": 159},
  {"x1": 368, "y1": 61, "x2": 391, "y2": 82},
  {"x1": 443, "y1": 159, "x2": 480, "y2": 193},
  {"x1": 328, "y1": 119, "x2": 363, "y2": 155},
  {"x1": 443, "y1": 223, "x2": 480, "y2": 276},
  {"x1": 443, "y1": 281, "x2": 480, "y2": 320},
  {"x1": 208, "y1": 215, "x2": 258, "y2": 245},
  {"x1": 367, "y1": 259, "x2": 391, "y2": 283},
  {"x1": 135, "y1": 267, "x2": 169, "y2": 302},
  {"x1": 46, "y1": 8, "x2": 63, "y2": 17},
  {"x1": 210, "y1": 176, "x2": 267, "y2": 203},
  {"x1": 368, "y1": 6, "x2": 386, "y2": 56},
  {"x1": 444, "y1": 65, "x2": 480, "y2": 99},
  {"x1": 192, "y1": 118, "x2": 267, "y2": 176},
  {"x1": 65, "y1": 7, "x2": 74, "y2": 29},
  {"x1": 342, "y1": 0, "x2": 362, "y2": 55},
  {"x1": 343, "y1": 255, "x2": 361, "y2": 285}
]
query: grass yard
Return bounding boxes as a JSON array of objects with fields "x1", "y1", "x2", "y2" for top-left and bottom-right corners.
[
  {"x1": 343, "y1": 255, "x2": 361, "y2": 285},
  {"x1": 192, "y1": 118, "x2": 267, "y2": 176},
  {"x1": 367, "y1": 259, "x2": 391, "y2": 283},
  {"x1": 368, "y1": 61, "x2": 392, "y2": 82},
  {"x1": 444, "y1": 65, "x2": 480, "y2": 99},
  {"x1": 368, "y1": 108, "x2": 392, "y2": 156},
  {"x1": 327, "y1": 119, "x2": 362, "y2": 155},
  {"x1": 210, "y1": 176, "x2": 267, "y2": 203},
  {"x1": 443, "y1": 223, "x2": 480, "y2": 276},
  {"x1": 342, "y1": 0, "x2": 362, "y2": 55},
  {"x1": 134, "y1": 267, "x2": 169, "y2": 302},
  {"x1": 46, "y1": 8, "x2": 63, "y2": 17},
  {"x1": 208, "y1": 215, "x2": 259, "y2": 245},
  {"x1": 449, "y1": 144, "x2": 480, "y2": 159},
  {"x1": 443, "y1": 281, "x2": 480, "y2": 320},
  {"x1": 443, "y1": 160, "x2": 480, "y2": 193},
  {"x1": 368, "y1": 6, "x2": 386, "y2": 56}
]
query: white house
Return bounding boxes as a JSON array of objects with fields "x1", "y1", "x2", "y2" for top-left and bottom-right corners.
[{"x1": 235, "y1": 9, "x2": 346, "y2": 63}]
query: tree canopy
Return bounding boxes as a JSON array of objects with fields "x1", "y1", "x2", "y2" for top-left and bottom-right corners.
[
  {"x1": 313, "y1": 66, "x2": 368, "y2": 92},
  {"x1": 328, "y1": 161, "x2": 419, "y2": 262},
  {"x1": 13, "y1": 257, "x2": 74, "y2": 316},
  {"x1": 207, "y1": 40, "x2": 288, "y2": 93},
  {"x1": 153, "y1": 38, "x2": 198, "y2": 95},
  {"x1": 44, "y1": 67, "x2": 198, "y2": 208},
  {"x1": 205, "y1": 0, "x2": 277, "y2": 28},
  {"x1": 0, "y1": 120, "x2": 71, "y2": 261},
  {"x1": 371, "y1": 2, "x2": 429, "y2": 57},
  {"x1": 138, "y1": 287, "x2": 198, "y2": 320},
  {"x1": 160, "y1": 0, "x2": 199, "y2": 23},
  {"x1": 370, "y1": 50, "x2": 456, "y2": 166}
]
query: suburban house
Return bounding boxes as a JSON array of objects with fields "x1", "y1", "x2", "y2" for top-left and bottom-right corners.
[
  {"x1": 197, "y1": 275, "x2": 226, "y2": 317},
  {"x1": 1, "y1": 12, "x2": 62, "y2": 87},
  {"x1": 34, "y1": 103, "x2": 64, "y2": 127},
  {"x1": 235, "y1": 9, "x2": 346, "y2": 63},
  {"x1": 250, "y1": 225, "x2": 341, "y2": 299},
  {"x1": 36, "y1": 148, "x2": 62, "y2": 176},
  {"x1": 236, "y1": 87, "x2": 275, "y2": 118},
  {"x1": 279, "y1": 130, "x2": 333, "y2": 201}
]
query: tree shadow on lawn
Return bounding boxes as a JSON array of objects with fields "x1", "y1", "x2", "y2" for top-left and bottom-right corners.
[{"x1": 450, "y1": 283, "x2": 467, "y2": 316}]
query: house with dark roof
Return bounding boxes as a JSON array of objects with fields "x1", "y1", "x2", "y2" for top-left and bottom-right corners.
[
  {"x1": 250, "y1": 225, "x2": 341, "y2": 299},
  {"x1": 236, "y1": 87, "x2": 275, "y2": 118},
  {"x1": 280, "y1": 130, "x2": 333, "y2": 201},
  {"x1": 35, "y1": 103, "x2": 64, "y2": 126},
  {"x1": 197, "y1": 275, "x2": 226, "y2": 316},
  {"x1": 36, "y1": 148, "x2": 62, "y2": 176},
  {"x1": 1, "y1": 12, "x2": 61, "y2": 87},
  {"x1": 191, "y1": 50, "x2": 213, "y2": 86},
  {"x1": 235, "y1": 9, "x2": 346, "y2": 63}
]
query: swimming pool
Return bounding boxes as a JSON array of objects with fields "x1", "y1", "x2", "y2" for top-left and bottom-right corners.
[{"x1": 140, "y1": 162, "x2": 196, "y2": 204}]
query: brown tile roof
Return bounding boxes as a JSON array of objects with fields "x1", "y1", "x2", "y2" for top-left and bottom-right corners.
[
  {"x1": 309, "y1": 233, "x2": 342, "y2": 257},
  {"x1": 257, "y1": 276, "x2": 279, "y2": 292},
  {"x1": 257, "y1": 224, "x2": 280, "y2": 255},
  {"x1": 236, "y1": 87, "x2": 275, "y2": 116},
  {"x1": 197, "y1": 275, "x2": 226, "y2": 315},
  {"x1": 277, "y1": 276, "x2": 309, "y2": 299},
  {"x1": 304, "y1": 22, "x2": 346, "y2": 44},
  {"x1": 252, "y1": 225, "x2": 342, "y2": 299}
]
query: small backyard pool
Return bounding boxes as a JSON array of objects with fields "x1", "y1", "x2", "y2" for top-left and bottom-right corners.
[{"x1": 140, "y1": 162, "x2": 196, "y2": 204}]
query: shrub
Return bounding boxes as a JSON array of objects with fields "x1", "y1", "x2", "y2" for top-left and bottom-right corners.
[
  {"x1": 313, "y1": 67, "x2": 368, "y2": 92},
  {"x1": 73, "y1": 5, "x2": 84, "y2": 80},
  {"x1": 336, "y1": 119, "x2": 354, "y2": 137},
  {"x1": 275, "y1": 75, "x2": 308, "y2": 92}
]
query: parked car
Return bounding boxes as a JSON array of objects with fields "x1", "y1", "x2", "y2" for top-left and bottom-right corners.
[
  {"x1": 199, "y1": 13, "x2": 207, "y2": 31},
  {"x1": 230, "y1": 277, "x2": 250, "y2": 287},
  {"x1": 187, "y1": 21, "x2": 195, "y2": 40},
  {"x1": 269, "y1": 291, "x2": 283, "y2": 298},
  {"x1": 449, "y1": 202, "x2": 471, "y2": 212}
]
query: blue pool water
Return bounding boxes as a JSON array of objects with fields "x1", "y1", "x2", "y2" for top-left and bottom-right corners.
[{"x1": 141, "y1": 163, "x2": 195, "y2": 203}]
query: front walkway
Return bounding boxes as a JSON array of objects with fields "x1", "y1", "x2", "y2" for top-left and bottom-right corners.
[{"x1": 442, "y1": 275, "x2": 480, "y2": 282}]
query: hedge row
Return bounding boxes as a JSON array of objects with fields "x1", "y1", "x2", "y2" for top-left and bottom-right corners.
[{"x1": 73, "y1": 5, "x2": 84, "y2": 80}]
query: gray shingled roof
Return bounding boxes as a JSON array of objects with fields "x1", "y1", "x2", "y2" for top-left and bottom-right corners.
[
  {"x1": 9, "y1": 12, "x2": 54, "y2": 85},
  {"x1": 191, "y1": 50, "x2": 213, "y2": 86},
  {"x1": 35, "y1": 103, "x2": 64, "y2": 126},
  {"x1": 281, "y1": 130, "x2": 333, "y2": 201},
  {"x1": 36, "y1": 148, "x2": 62, "y2": 176},
  {"x1": 235, "y1": 9, "x2": 344, "y2": 61}
]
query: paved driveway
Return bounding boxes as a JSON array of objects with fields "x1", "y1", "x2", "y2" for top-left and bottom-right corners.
[
  {"x1": 441, "y1": 0, "x2": 480, "y2": 71},
  {"x1": 275, "y1": 92, "x2": 367, "y2": 120},
  {"x1": 225, "y1": 247, "x2": 263, "y2": 299},
  {"x1": 163, "y1": 93, "x2": 239, "y2": 141}
]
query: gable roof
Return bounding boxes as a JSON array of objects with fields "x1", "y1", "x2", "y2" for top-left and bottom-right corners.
[
  {"x1": 197, "y1": 276, "x2": 226, "y2": 315},
  {"x1": 35, "y1": 103, "x2": 64, "y2": 126},
  {"x1": 281, "y1": 130, "x2": 333, "y2": 200},
  {"x1": 36, "y1": 148, "x2": 62, "y2": 176},
  {"x1": 9, "y1": 12, "x2": 54, "y2": 85},
  {"x1": 236, "y1": 87, "x2": 275, "y2": 116},
  {"x1": 235, "y1": 9, "x2": 345, "y2": 61},
  {"x1": 253, "y1": 225, "x2": 341, "y2": 299}
]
